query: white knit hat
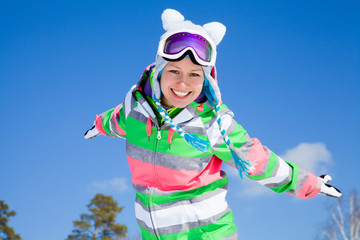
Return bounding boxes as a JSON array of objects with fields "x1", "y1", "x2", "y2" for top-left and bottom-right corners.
[{"x1": 152, "y1": 9, "x2": 253, "y2": 177}]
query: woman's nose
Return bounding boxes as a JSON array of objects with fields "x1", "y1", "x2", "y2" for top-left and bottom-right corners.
[{"x1": 177, "y1": 74, "x2": 189, "y2": 84}]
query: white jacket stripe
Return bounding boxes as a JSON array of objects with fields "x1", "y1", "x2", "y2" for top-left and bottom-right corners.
[
  {"x1": 135, "y1": 191, "x2": 228, "y2": 229},
  {"x1": 124, "y1": 85, "x2": 136, "y2": 119},
  {"x1": 256, "y1": 157, "x2": 290, "y2": 185},
  {"x1": 207, "y1": 113, "x2": 233, "y2": 147}
]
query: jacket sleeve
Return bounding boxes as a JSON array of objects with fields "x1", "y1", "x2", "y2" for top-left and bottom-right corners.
[
  {"x1": 94, "y1": 103, "x2": 127, "y2": 138},
  {"x1": 212, "y1": 106, "x2": 321, "y2": 199}
]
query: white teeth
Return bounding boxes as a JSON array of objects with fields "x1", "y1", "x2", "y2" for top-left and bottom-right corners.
[{"x1": 172, "y1": 89, "x2": 190, "y2": 97}]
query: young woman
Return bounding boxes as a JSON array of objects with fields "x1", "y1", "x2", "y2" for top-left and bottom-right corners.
[{"x1": 84, "y1": 9, "x2": 341, "y2": 240}]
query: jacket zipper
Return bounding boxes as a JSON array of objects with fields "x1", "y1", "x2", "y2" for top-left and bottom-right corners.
[
  {"x1": 149, "y1": 127, "x2": 161, "y2": 239},
  {"x1": 153, "y1": 127, "x2": 161, "y2": 186}
]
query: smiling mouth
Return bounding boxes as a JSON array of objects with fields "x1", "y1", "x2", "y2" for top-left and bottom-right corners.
[{"x1": 172, "y1": 89, "x2": 191, "y2": 97}]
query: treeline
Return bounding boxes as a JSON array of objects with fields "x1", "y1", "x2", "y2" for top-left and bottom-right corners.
[
  {"x1": 2, "y1": 191, "x2": 359, "y2": 239},
  {"x1": 0, "y1": 200, "x2": 21, "y2": 240},
  {"x1": 1, "y1": 194, "x2": 134, "y2": 240},
  {"x1": 66, "y1": 194, "x2": 127, "y2": 239}
]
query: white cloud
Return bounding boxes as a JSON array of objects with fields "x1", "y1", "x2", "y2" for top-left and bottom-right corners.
[
  {"x1": 227, "y1": 142, "x2": 332, "y2": 198},
  {"x1": 90, "y1": 177, "x2": 129, "y2": 195},
  {"x1": 280, "y1": 142, "x2": 332, "y2": 173}
]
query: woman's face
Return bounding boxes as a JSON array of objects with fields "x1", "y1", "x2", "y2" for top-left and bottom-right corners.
[{"x1": 160, "y1": 57, "x2": 205, "y2": 108}]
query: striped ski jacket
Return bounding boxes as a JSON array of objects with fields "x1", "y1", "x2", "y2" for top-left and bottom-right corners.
[{"x1": 93, "y1": 66, "x2": 321, "y2": 240}]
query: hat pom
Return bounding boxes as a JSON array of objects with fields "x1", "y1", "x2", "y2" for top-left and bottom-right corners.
[
  {"x1": 161, "y1": 9, "x2": 185, "y2": 31},
  {"x1": 203, "y1": 22, "x2": 226, "y2": 45}
]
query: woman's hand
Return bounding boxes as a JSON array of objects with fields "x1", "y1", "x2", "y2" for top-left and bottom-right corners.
[{"x1": 318, "y1": 174, "x2": 342, "y2": 198}]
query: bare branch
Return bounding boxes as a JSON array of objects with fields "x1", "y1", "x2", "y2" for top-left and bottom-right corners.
[
  {"x1": 350, "y1": 194, "x2": 354, "y2": 240},
  {"x1": 320, "y1": 191, "x2": 360, "y2": 240},
  {"x1": 322, "y1": 230, "x2": 335, "y2": 240},
  {"x1": 353, "y1": 193, "x2": 360, "y2": 240},
  {"x1": 330, "y1": 205, "x2": 349, "y2": 240}
]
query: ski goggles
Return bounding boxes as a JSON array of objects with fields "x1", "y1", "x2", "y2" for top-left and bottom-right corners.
[{"x1": 158, "y1": 32, "x2": 216, "y2": 66}]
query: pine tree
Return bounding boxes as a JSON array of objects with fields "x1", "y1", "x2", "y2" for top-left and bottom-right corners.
[
  {"x1": 67, "y1": 194, "x2": 127, "y2": 240},
  {"x1": 0, "y1": 200, "x2": 22, "y2": 240}
]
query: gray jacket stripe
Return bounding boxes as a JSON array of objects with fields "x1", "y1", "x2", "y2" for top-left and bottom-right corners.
[
  {"x1": 287, "y1": 167, "x2": 309, "y2": 196},
  {"x1": 172, "y1": 107, "x2": 194, "y2": 125},
  {"x1": 128, "y1": 109, "x2": 149, "y2": 125},
  {"x1": 211, "y1": 118, "x2": 237, "y2": 152},
  {"x1": 135, "y1": 219, "x2": 157, "y2": 235},
  {"x1": 179, "y1": 124, "x2": 207, "y2": 135},
  {"x1": 258, "y1": 156, "x2": 293, "y2": 188},
  {"x1": 126, "y1": 142, "x2": 213, "y2": 171},
  {"x1": 135, "y1": 186, "x2": 228, "y2": 212},
  {"x1": 262, "y1": 166, "x2": 293, "y2": 189},
  {"x1": 136, "y1": 97, "x2": 157, "y2": 120},
  {"x1": 225, "y1": 133, "x2": 254, "y2": 169},
  {"x1": 204, "y1": 108, "x2": 233, "y2": 129},
  {"x1": 133, "y1": 184, "x2": 185, "y2": 196},
  {"x1": 236, "y1": 133, "x2": 254, "y2": 159},
  {"x1": 108, "y1": 114, "x2": 124, "y2": 138}
]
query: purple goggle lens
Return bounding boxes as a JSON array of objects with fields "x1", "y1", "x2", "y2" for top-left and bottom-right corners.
[{"x1": 163, "y1": 32, "x2": 213, "y2": 63}]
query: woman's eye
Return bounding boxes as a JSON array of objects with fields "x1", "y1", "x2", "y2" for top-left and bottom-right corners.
[
  {"x1": 170, "y1": 70, "x2": 179, "y2": 74},
  {"x1": 190, "y1": 73, "x2": 200, "y2": 77}
]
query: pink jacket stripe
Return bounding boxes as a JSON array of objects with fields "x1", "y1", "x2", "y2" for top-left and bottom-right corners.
[
  {"x1": 95, "y1": 115, "x2": 111, "y2": 136},
  {"x1": 245, "y1": 138, "x2": 270, "y2": 175},
  {"x1": 292, "y1": 172, "x2": 321, "y2": 199},
  {"x1": 112, "y1": 104, "x2": 126, "y2": 136},
  {"x1": 127, "y1": 154, "x2": 223, "y2": 191}
]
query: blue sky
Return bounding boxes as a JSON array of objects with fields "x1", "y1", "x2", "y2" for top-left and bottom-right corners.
[{"x1": 1, "y1": 0, "x2": 359, "y2": 239}]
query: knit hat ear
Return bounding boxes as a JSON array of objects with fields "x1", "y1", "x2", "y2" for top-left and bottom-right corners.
[
  {"x1": 161, "y1": 9, "x2": 185, "y2": 31},
  {"x1": 159, "y1": 9, "x2": 222, "y2": 48},
  {"x1": 203, "y1": 22, "x2": 226, "y2": 45}
]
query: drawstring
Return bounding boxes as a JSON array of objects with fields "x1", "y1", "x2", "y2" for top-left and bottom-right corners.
[
  {"x1": 146, "y1": 118, "x2": 152, "y2": 142},
  {"x1": 153, "y1": 96, "x2": 210, "y2": 152},
  {"x1": 214, "y1": 104, "x2": 254, "y2": 178},
  {"x1": 168, "y1": 128, "x2": 174, "y2": 150}
]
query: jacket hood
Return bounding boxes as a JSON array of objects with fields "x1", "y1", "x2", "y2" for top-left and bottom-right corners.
[{"x1": 136, "y1": 63, "x2": 215, "y2": 114}]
